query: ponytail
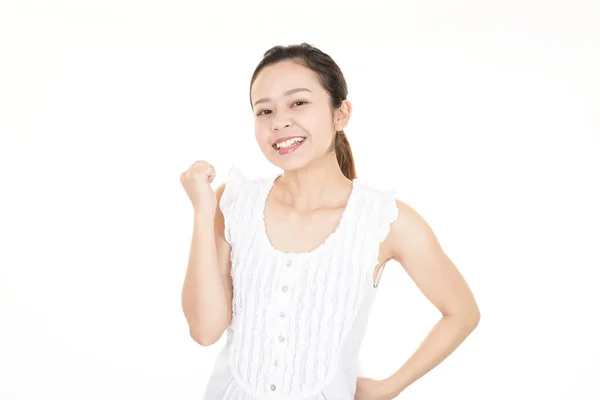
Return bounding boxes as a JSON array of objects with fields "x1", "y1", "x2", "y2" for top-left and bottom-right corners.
[{"x1": 334, "y1": 130, "x2": 356, "y2": 180}]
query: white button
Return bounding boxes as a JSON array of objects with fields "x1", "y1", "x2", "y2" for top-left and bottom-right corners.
[
  {"x1": 274, "y1": 360, "x2": 279, "y2": 367},
  {"x1": 279, "y1": 311, "x2": 286, "y2": 318},
  {"x1": 286, "y1": 260, "x2": 292, "y2": 267},
  {"x1": 279, "y1": 335, "x2": 285, "y2": 342},
  {"x1": 270, "y1": 384, "x2": 276, "y2": 391},
  {"x1": 282, "y1": 285, "x2": 288, "y2": 292}
]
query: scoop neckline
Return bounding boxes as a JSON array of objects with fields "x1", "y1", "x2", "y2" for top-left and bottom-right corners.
[{"x1": 259, "y1": 172, "x2": 359, "y2": 258}]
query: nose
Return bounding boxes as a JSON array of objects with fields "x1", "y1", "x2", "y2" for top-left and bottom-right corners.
[
  {"x1": 273, "y1": 123, "x2": 292, "y2": 131},
  {"x1": 271, "y1": 114, "x2": 293, "y2": 131}
]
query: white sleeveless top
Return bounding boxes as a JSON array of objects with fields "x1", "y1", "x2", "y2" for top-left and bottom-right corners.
[{"x1": 203, "y1": 167, "x2": 398, "y2": 400}]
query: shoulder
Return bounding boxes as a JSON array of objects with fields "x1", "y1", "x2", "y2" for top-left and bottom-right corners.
[
  {"x1": 383, "y1": 198, "x2": 441, "y2": 262},
  {"x1": 217, "y1": 167, "x2": 250, "y2": 204},
  {"x1": 352, "y1": 179, "x2": 400, "y2": 250},
  {"x1": 217, "y1": 166, "x2": 269, "y2": 210},
  {"x1": 389, "y1": 199, "x2": 422, "y2": 232},
  {"x1": 356, "y1": 178, "x2": 427, "y2": 236},
  {"x1": 357, "y1": 176, "x2": 435, "y2": 261}
]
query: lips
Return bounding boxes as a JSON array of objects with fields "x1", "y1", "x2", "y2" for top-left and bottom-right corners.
[
  {"x1": 273, "y1": 137, "x2": 306, "y2": 155},
  {"x1": 272, "y1": 136, "x2": 306, "y2": 149}
]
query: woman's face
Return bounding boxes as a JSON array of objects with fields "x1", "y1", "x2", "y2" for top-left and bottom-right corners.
[{"x1": 250, "y1": 60, "x2": 347, "y2": 171}]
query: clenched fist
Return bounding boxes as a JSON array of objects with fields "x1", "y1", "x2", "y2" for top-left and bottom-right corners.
[{"x1": 180, "y1": 160, "x2": 217, "y2": 216}]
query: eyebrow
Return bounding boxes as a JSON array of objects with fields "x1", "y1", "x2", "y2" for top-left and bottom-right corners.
[{"x1": 252, "y1": 87, "x2": 312, "y2": 107}]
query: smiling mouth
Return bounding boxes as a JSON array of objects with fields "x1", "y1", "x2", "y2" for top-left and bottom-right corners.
[{"x1": 272, "y1": 137, "x2": 307, "y2": 150}]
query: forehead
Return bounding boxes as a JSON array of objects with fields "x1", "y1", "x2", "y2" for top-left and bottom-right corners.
[{"x1": 251, "y1": 60, "x2": 322, "y2": 102}]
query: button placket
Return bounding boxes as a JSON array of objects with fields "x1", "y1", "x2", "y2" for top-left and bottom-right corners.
[{"x1": 269, "y1": 258, "x2": 295, "y2": 393}]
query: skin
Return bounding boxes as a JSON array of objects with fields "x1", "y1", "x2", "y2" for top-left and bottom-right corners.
[
  {"x1": 250, "y1": 60, "x2": 480, "y2": 399},
  {"x1": 251, "y1": 60, "x2": 352, "y2": 210}
]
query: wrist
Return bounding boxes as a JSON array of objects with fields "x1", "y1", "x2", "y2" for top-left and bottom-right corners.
[
  {"x1": 194, "y1": 209, "x2": 215, "y2": 219},
  {"x1": 378, "y1": 377, "x2": 401, "y2": 399}
]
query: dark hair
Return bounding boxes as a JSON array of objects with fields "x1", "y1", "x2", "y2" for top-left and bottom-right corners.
[{"x1": 249, "y1": 43, "x2": 357, "y2": 180}]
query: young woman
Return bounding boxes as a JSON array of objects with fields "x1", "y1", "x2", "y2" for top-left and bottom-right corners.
[{"x1": 180, "y1": 43, "x2": 480, "y2": 400}]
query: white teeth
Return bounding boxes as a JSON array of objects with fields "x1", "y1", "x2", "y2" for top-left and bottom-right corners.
[{"x1": 275, "y1": 137, "x2": 305, "y2": 149}]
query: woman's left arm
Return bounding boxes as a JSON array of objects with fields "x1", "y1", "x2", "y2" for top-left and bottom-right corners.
[{"x1": 378, "y1": 199, "x2": 481, "y2": 398}]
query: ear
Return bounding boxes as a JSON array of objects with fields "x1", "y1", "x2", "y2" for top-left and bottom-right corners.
[{"x1": 333, "y1": 99, "x2": 352, "y2": 131}]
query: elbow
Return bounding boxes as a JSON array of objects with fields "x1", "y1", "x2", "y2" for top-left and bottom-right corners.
[
  {"x1": 470, "y1": 309, "x2": 481, "y2": 329},
  {"x1": 184, "y1": 308, "x2": 231, "y2": 346},
  {"x1": 190, "y1": 329, "x2": 221, "y2": 347},
  {"x1": 446, "y1": 303, "x2": 480, "y2": 329},
  {"x1": 189, "y1": 320, "x2": 228, "y2": 346},
  {"x1": 466, "y1": 304, "x2": 481, "y2": 329}
]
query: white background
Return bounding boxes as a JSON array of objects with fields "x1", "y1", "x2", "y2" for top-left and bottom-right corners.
[{"x1": 1, "y1": 0, "x2": 599, "y2": 399}]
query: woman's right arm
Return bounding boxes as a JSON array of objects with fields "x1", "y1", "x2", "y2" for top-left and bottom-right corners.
[{"x1": 181, "y1": 182, "x2": 233, "y2": 346}]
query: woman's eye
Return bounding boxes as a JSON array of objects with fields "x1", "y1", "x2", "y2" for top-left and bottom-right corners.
[{"x1": 256, "y1": 101, "x2": 307, "y2": 116}]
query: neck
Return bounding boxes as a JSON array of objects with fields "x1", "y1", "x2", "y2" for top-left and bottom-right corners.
[{"x1": 274, "y1": 153, "x2": 352, "y2": 211}]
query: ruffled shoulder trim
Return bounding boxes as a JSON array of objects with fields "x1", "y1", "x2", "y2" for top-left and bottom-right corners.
[
  {"x1": 219, "y1": 166, "x2": 247, "y2": 245},
  {"x1": 374, "y1": 187, "x2": 399, "y2": 245}
]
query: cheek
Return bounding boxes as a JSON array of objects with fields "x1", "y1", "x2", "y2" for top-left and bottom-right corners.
[
  {"x1": 254, "y1": 125, "x2": 272, "y2": 151},
  {"x1": 305, "y1": 116, "x2": 334, "y2": 142},
  {"x1": 254, "y1": 120, "x2": 265, "y2": 139}
]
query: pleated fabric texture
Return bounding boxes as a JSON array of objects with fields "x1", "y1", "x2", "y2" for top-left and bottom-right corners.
[{"x1": 203, "y1": 167, "x2": 398, "y2": 400}]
